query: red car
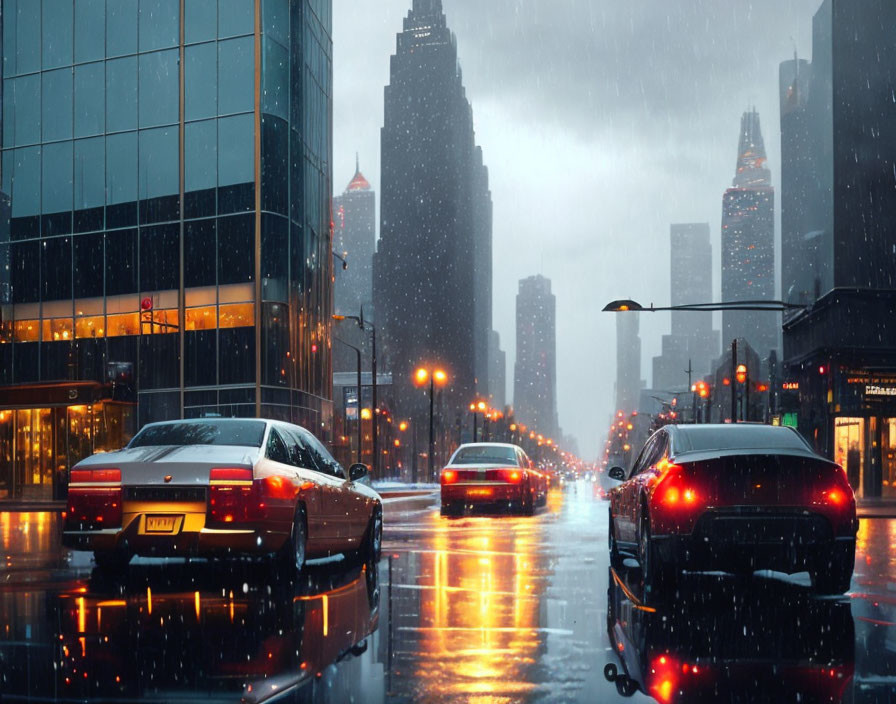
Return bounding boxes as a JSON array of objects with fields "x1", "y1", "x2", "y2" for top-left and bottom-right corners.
[
  {"x1": 440, "y1": 442, "x2": 547, "y2": 516},
  {"x1": 607, "y1": 424, "x2": 857, "y2": 596}
]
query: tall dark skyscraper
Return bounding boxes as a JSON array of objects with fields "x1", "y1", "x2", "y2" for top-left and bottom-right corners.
[
  {"x1": 652, "y1": 223, "x2": 720, "y2": 390},
  {"x1": 333, "y1": 157, "x2": 375, "y2": 318},
  {"x1": 720, "y1": 111, "x2": 778, "y2": 358},
  {"x1": 375, "y1": 0, "x2": 492, "y2": 421},
  {"x1": 781, "y1": 0, "x2": 896, "y2": 496},
  {"x1": 513, "y1": 276, "x2": 557, "y2": 438},
  {"x1": 0, "y1": 2, "x2": 333, "y2": 501}
]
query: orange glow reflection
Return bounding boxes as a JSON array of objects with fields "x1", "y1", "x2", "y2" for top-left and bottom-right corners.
[{"x1": 415, "y1": 509, "x2": 545, "y2": 697}]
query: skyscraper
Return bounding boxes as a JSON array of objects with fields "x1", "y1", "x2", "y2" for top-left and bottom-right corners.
[
  {"x1": 513, "y1": 276, "x2": 557, "y2": 438},
  {"x1": 721, "y1": 111, "x2": 778, "y2": 358},
  {"x1": 487, "y1": 329, "x2": 506, "y2": 410},
  {"x1": 375, "y1": 0, "x2": 491, "y2": 421},
  {"x1": 781, "y1": 0, "x2": 896, "y2": 495},
  {"x1": 615, "y1": 313, "x2": 642, "y2": 414},
  {"x1": 652, "y1": 223, "x2": 720, "y2": 390},
  {"x1": 334, "y1": 157, "x2": 375, "y2": 319},
  {"x1": 0, "y1": 2, "x2": 333, "y2": 501}
]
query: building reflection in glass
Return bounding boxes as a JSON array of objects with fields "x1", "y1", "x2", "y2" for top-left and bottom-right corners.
[
  {"x1": 605, "y1": 565, "x2": 854, "y2": 703},
  {"x1": 0, "y1": 559, "x2": 381, "y2": 703}
]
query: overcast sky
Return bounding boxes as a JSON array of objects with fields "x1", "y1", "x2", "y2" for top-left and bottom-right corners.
[{"x1": 333, "y1": 0, "x2": 820, "y2": 458}]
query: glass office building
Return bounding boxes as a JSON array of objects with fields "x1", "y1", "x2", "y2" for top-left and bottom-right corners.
[{"x1": 0, "y1": 0, "x2": 333, "y2": 501}]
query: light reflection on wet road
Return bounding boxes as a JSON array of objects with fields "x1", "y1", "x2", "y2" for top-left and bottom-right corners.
[{"x1": 1, "y1": 484, "x2": 896, "y2": 702}]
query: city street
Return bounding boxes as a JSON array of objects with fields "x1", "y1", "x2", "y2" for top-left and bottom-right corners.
[{"x1": 2, "y1": 483, "x2": 895, "y2": 702}]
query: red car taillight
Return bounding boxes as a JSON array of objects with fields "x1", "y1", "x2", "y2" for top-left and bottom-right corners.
[
  {"x1": 441, "y1": 469, "x2": 458, "y2": 484},
  {"x1": 208, "y1": 467, "x2": 256, "y2": 525},
  {"x1": 500, "y1": 469, "x2": 523, "y2": 483},
  {"x1": 66, "y1": 469, "x2": 123, "y2": 527}
]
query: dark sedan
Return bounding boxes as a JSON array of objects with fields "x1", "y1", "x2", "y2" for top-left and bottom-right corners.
[{"x1": 607, "y1": 424, "x2": 858, "y2": 597}]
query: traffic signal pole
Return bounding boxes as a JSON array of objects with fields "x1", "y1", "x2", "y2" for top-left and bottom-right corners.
[{"x1": 731, "y1": 339, "x2": 738, "y2": 423}]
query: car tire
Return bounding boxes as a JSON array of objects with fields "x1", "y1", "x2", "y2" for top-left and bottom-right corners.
[
  {"x1": 93, "y1": 549, "x2": 131, "y2": 573},
  {"x1": 608, "y1": 514, "x2": 623, "y2": 570},
  {"x1": 638, "y1": 509, "x2": 672, "y2": 600},
  {"x1": 361, "y1": 506, "x2": 382, "y2": 563},
  {"x1": 812, "y1": 546, "x2": 854, "y2": 595},
  {"x1": 278, "y1": 505, "x2": 307, "y2": 575}
]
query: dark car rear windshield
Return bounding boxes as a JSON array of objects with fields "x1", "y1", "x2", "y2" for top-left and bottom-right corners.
[
  {"x1": 129, "y1": 420, "x2": 266, "y2": 448},
  {"x1": 451, "y1": 446, "x2": 518, "y2": 465},
  {"x1": 675, "y1": 426, "x2": 812, "y2": 454}
]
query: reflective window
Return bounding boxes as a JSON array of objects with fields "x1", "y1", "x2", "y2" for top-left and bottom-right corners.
[
  {"x1": 262, "y1": 117, "x2": 287, "y2": 214},
  {"x1": 263, "y1": 0, "x2": 289, "y2": 46},
  {"x1": 74, "y1": 63, "x2": 105, "y2": 138},
  {"x1": 2, "y1": 147, "x2": 40, "y2": 217},
  {"x1": 218, "y1": 326, "x2": 254, "y2": 384},
  {"x1": 139, "y1": 224, "x2": 179, "y2": 291},
  {"x1": 185, "y1": 42, "x2": 217, "y2": 120},
  {"x1": 138, "y1": 127, "x2": 178, "y2": 199},
  {"x1": 105, "y1": 229, "x2": 138, "y2": 295},
  {"x1": 106, "y1": 57, "x2": 138, "y2": 132},
  {"x1": 75, "y1": 315, "x2": 105, "y2": 339},
  {"x1": 130, "y1": 419, "x2": 267, "y2": 448},
  {"x1": 262, "y1": 38, "x2": 289, "y2": 121},
  {"x1": 42, "y1": 69, "x2": 73, "y2": 142},
  {"x1": 74, "y1": 137, "x2": 105, "y2": 210},
  {"x1": 14, "y1": 319, "x2": 39, "y2": 341},
  {"x1": 73, "y1": 233, "x2": 104, "y2": 299},
  {"x1": 218, "y1": 37, "x2": 254, "y2": 114},
  {"x1": 185, "y1": 219, "x2": 216, "y2": 287},
  {"x1": 75, "y1": 0, "x2": 106, "y2": 64},
  {"x1": 42, "y1": 317, "x2": 73, "y2": 343},
  {"x1": 138, "y1": 0, "x2": 179, "y2": 52},
  {"x1": 218, "y1": 0, "x2": 253, "y2": 38},
  {"x1": 139, "y1": 334, "x2": 178, "y2": 388},
  {"x1": 42, "y1": 1, "x2": 73, "y2": 69},
  {"x1": 3, "y1": 74, "x2": 40, "y2": 146},
  {"x1": 218, "y1": 113, "x2": 253, "y2": 187},
  {"x1": 185, "y1": 329, "x2": 216, "y2": 386},
  {"x1": 185, "y1": 119, "x2": 217, "y2": 193},
  {"x1": 107, "y1": 311, "x2": 140, "y2": 336},
  {"x1": 42, "y1": 141, "x2": 73, "y2": 214},
  {"x1": 217, "y1": 214, "x2": 254, "y2": 284},
  {"x1": 266, "y1": 428, "x2": 291, "y2": 465},
  {"x1": 4, "y1": 0, "x2": 40, "y2": 76},
  {"x1": 40, "y1": 237, "x2": 72, "y2": 302},
  {"x1": 138, "y1": 50, "x2": 179, "y2": 128},
  {"x1": 106, "y1": 131, "x2": 138, "y2": 204},
  {"x1": 219, "y1": 302, "x2": 254, "y2": 328},
  {"x1": 10, "y1": 240, "x2": 39, "y2": 302},
  {"x1": 185, "y1": 0, "x2": 217, "y2": 44},
  {"x1": 107, "y1": 0, "x2": 138, "y2": 57}
]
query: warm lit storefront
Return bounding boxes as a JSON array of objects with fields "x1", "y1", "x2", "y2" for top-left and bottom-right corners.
[
  {"x1": 0, "y1": 382, "x2": 134, "y2": 501},
  {"x1": 783, "y1": 290, "x2": 896, "y2": 499}
]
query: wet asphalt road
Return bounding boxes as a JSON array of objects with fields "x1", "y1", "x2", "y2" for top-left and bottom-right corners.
[{"x1": 1, "y1": 482, "x2": 895, "y2": 703}]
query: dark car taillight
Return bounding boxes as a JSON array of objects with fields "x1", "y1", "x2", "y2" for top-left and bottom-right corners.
[
  {"x1": 66, "y1": 469, "x2": 123, "y2": 528},
  {"x1": 208, "y1": 467, "x2": 256, "y2": 525},
  {"x1": 650, "y1": 462, "x2": 705, "y2": 533},
  {"x1": 484, "y1": 468, "x2": 524, "y2": 483}
]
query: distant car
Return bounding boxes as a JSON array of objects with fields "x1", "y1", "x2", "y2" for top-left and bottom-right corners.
[
  {"x1": 607, "y1": 424, "x2": 857, "y2": 596},
  {"x1": 62, "y1": 418, "x2": 382, "y2": 572},
  {"x1": 440, "y1": 442, "x2": 547, "y2": 515}
]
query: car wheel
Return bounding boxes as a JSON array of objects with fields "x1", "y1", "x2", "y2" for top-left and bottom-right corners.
[
  {"x1": 361, "y1": 507, "x2": 383, "y2": 563},
  {"x1": 608, "y1": 514, "x2": 623, "y2": 570},
  {"x1": 638, "y1": 508, "x2": 671, "y2": 600},
  {"x1": 278, "y1": 505, "x2": 307, "y2": 575},
  {"x1": 93, "y1": 549, "x2": 131, "y2": 573},
  {"x1": 812, "y1": 546, "x2": 854, "y2": 595}
]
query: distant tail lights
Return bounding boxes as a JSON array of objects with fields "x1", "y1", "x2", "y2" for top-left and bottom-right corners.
[{"x1": 66, "y1": 468, "x2": 123, "y2": 527}]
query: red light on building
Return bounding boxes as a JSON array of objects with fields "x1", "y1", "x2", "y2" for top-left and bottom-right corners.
[{"x1": 141, "y1": 297, "x2": 153, "y2": 311}]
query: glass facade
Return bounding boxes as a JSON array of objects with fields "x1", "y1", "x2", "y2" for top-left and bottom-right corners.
[{"x1": 0, "y1": 0, "x2": 333, "y2": 500}]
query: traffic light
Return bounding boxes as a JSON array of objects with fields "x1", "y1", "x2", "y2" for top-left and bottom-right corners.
[{"x1": 736, "y1": 364, "x2": 747, "y2": 384}]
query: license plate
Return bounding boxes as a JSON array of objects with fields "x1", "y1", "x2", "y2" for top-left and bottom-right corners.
[
  {"x1": 467, "y1": 489, "x2": 493, "y2": 497},
  {"x1": 145, "y1": 515, "x2": 179, "y2": 533}
]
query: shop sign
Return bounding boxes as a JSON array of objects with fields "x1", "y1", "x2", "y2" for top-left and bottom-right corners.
[
  {"x1": 865, "y1": 385, "x2": 896, "y2": 397},
  {"x1": 782, "y1": 382, "x2": 799, "y2": 391}
]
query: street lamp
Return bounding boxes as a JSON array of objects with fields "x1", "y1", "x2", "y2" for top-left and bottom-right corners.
[
  {"x1": 469, "y1": 399, "x2": 488, "y2": 441},
  {"x1": 413, "y1": 367, "x2": 449, "y2": 481},
  {"x1": 333, "y1": 311, "x2": 378, "y2": 474},
  {"x1": 333, "y1": 336, "x2": 363, "y2": 465},
  {"x1": 603, "y1": 298, "x2": 807, "y2": 313}
]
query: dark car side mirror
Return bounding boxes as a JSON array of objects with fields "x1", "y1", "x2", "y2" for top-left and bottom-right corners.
[
  {"x1": 349, "y1": 463, "x2": 369, "y2": 482},
  {"x1": 608, "y1": 466, "x2": 626, "y2": 481}
]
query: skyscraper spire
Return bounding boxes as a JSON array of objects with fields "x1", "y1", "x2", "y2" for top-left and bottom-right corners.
[{"x1": 733, "y1": 110, "x2": 771, "y2": 188}]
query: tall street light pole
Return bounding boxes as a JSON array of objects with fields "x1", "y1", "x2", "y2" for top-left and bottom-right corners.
[
  {"x1": 333, "y1": 337, "x2": 363, "y2": 464},
  {"x1": 414, "y1": 367, "x2": 448, "y2": 482},
  {"x1": 333, "y1": 312, "x2": 378, "y2": 474}
]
